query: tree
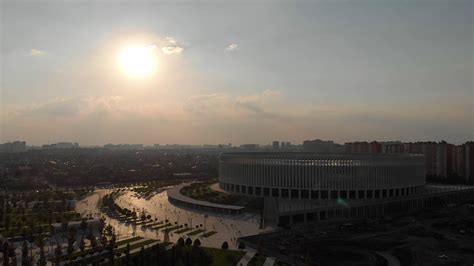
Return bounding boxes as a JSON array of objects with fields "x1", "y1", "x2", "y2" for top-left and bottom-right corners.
[
  {"x1": 90, "y1": 236, "x2": 98, "y2": 251},
  {"x1": 110, "y1": 232, "x2": 117, "y2": 248},
  {"x1": 8, "y1": 243, "x2": 16, "y2": 264},
  {"x1": 185, "y1": 238, "x2": 192, "y2": 246},
  {"x1": 164, "y1": 230, "x2": 170, "y2": 243},
  {"x1": 108, "y1": 234, "x2": 116, "y2": 266},
  {"x1": 2, "y1": 241, "x2": 9, "y2": 266},
  {"x1": 125, "y1": 243, "x2": 131, "y2": 266},
  {"x1": 22, "y1": 241, "x2": 29, "y2": 266},
  {"x1": 38, "y1": 237, "x2": 46, "y2": 266},
  {"x1": 79, "y1": 237, "x2": 86, "y2": 253},
  {"x1": 80, "y1": 219, "x2": 88, "y2": 232},
  {"x1": 100, "y1": 235, "x2": 108, "y2": 249},
  {"x1": 104, "y1": 224, "x2": 114, "y2": 237},
  {"x1": 67, "y1": 235, "x2": 75, "y2": 260},
  {"x1": 98, "y1": 217, "x2": 106, "y2": 234},
  {"x1": 221, "y1": 241, "x2": 229, "y2": 250},
  {"x1": 153, "y1": 243, "x2": 163, "y2": 265},
  {"x1": 304, "y1": 254, "x2": 312, "y2": 266},
  {"x1": 61, "y1": 221, "x2": 69, "y2": 233},
  {"x1": 139, "y1": 246, "x2": 145, "y2": 266},
  {"x1": 54, "y1": 243, "x2": 62, "y2": 266}
]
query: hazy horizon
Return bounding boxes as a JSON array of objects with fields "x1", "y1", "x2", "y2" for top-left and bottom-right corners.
[{"x1": 1, "y1": 0, "x2": 473, "y2": 146}]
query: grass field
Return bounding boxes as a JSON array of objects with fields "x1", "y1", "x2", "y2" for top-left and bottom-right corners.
[
  {"x1": 203, "y1": 247, "x2": 246, "y2": 266},
  {"x1": 187, "y1": 229, "x2": 205, "y2": 236},
  {"x1": 248, "y1": 253, "x2": 267, "y2": 266},
  {"x1": 201, "y1": 231, "x2": 217, "y2": 238}
]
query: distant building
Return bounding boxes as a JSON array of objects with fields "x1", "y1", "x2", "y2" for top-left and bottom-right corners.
[
  {"x1": 345, "y1": 141, "x2": 464, "y2": 180},
  {"x1": 456, "y1": 142, "x2": 474, "y2": 182},
  {"x1": 0, "y1": 141, "x2": 26, "y2": 153},
  {"x1": 280, "y1": 141, "x2": 292, "y2": 151},
  {"x1": 42, "y1": 142, "x2": 79, "y2": 149},
  {"x1": 406, "y1": 142, "x2": 448, "y2": 178},
  {"x1": 218, "y1": 143, "x2": 232, "y2": 149},
  {"x1": 303, "y1": 139, "x2": 343, "y2": 153},
  {"x1": 272, "y1": 141, "x2": 280, "y2": 150},
  {"x1": 447, "y1": 143, "x2": 457, "y2": 177},
  {"x1": 240, "y1": 144, "x2": 259, "y2": 151},
  {"x1": 345, "y1": 141, "x2": 371, "y2": 153},
  {"x1": 103, "y1": 143, "x2": 144, "y2": 150},
  {"x1": 380, "y1": 141, "x2": 404, "y2": 154}
]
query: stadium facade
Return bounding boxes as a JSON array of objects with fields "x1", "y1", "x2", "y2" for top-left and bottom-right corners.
[{"x1": 219, "y1": 153, "x2": 474, "y2": 226}]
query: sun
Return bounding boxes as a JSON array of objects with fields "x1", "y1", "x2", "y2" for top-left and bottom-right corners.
[{"x1": 118, "y1": 45, "x2": 158, "y2": 78}]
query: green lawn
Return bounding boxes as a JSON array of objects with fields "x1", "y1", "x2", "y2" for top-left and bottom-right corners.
[
  {"x1": 162, "y1": 225, "x2": 181, "y2": 232},
  {"x1": 180, "y1": 182, "x2": 242, "y2": 205},
  {"x1": 187, "y1": 229, "x2": 205, "y2": 236},
  {"x1": 115, "y1": 239, "x2": 158, "y2": 254},
  {"x1": 116, "y1": 236, "x2": 142, "y2": 246},
  {"x1": 152, "y1": 223, "x2": 172, "y2": 230},
  {"x1": 201, "y1": 231, "x2": 217, "y2": 238},
  {"x1": 248, "y1": 253, "x2": 267, "y2": 266},
  {"x1": 203, "y1": 247, "x2": 246, "y2": 266},
  {"x1": 174, "y1": 227, "x2": 193, "y2": 234}
]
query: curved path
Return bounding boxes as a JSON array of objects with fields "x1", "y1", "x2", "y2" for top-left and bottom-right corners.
[
  {"x1": 167, "y1": 183, "x2": 244, "y2": 214},
  {"x1": 76, "y1": 186, "x2": 272, "y2": 249}
]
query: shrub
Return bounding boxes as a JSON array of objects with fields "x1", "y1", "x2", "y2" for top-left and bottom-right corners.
[
  {"x1": 221, "y1": 241, "x2": 229, "y2": 250},
  {"x1": 185, "y1": 238, "x2": 193, "y2": 246}
]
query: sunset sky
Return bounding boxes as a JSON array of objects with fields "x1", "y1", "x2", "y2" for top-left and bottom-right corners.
[{"x1": 1, "y1": 0, "x2": 472, "y2": 145}]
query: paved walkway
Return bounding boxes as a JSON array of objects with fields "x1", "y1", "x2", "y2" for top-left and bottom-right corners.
[
  {"x1": 237, "y1": 249, "x2": 256, "y2": 266},
  {"x1": 263, "y1": 256, "x2": 275, "y2": 266}
]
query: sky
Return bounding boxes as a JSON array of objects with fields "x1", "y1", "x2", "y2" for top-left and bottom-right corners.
[{"x1": 1, "y1": 0, "x2": 473, "y2": 146}]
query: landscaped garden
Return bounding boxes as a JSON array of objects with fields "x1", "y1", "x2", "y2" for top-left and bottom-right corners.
[
  {"x1": 180, "y1": 181, "x2": 242, "y2": 205},
  {"x1": 0, "y1": 189, "x2": 93, "y2": 239},
  {"x1": 180, "y1": 181, "x2": 264, "y2": 212}
]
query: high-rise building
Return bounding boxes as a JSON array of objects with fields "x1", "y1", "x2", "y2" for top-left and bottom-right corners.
[
  {"x1": 0, "y1": 141, "x2": 26, "y2": 152},
  {"x1": 380, "y1": 141, "x2": 404, "y2": 154},
  {"x1": 303, "y1": 139, "x2": 344, "y2": 153},
  {"x1": 345, "y1": 142, "x2": 371, "y2": 153},
  {"x1": 272, "y1": 141, "x2": 280, "y2": 150},
  {"x1": 240, "y1": 144, "x2": 259, "y2": 151},
  {"x1": 406, "y1": 142, "x2": 447, "y2": 178},
  {"x1": 456, "y1": 142, "x2": 474, "y2": 182}
]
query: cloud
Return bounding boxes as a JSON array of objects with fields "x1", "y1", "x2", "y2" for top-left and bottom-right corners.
[
  {"x1": 160, "y1": 36, "x2": 184, "y2": 55},
  {"x1": 183, "y1": 93, "x2": 231, "y2": 114},
  {"x1": 161, "y1": 46, "x2": 184, "y2": 54},
  {"x1": 2, "y1": 91, "x2": 471, "y2": 145},
  {"x1": 3, "y1": 96, "x2": 128, "y2": 119},
  {"x1": 29, "y1": 49, "x2": 46, "y2": 57},
  {"x1": 225, "y1": 44, "x2": 238, "y2": 52},
  {"x1": 183, "y1": 90, "x2": 282, "y2": 120},
  {"x1": 165, "y1": 37, "x2": 177, "y2": 45}
]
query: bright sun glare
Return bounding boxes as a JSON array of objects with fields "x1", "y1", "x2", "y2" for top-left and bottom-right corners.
[{"x1": 118, "y1": 45, "x2": 158, "y2": 78}]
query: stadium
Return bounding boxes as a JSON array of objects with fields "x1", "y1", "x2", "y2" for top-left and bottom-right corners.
[{"x1": 219, "y1": 153, "x2": 473, "y2": 226}]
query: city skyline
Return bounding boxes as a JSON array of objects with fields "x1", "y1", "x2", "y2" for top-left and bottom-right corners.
[
  {"x1": 1, "y1": 138, "x2": 473, "y2": 147},
  {"x1": 1, "y1": 0, "x2": 473, "y2": 145}
]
